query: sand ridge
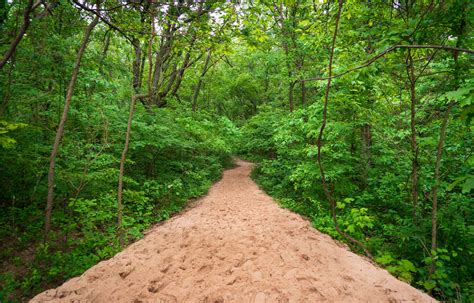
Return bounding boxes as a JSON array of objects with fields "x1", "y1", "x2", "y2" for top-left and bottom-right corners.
[{"x1": 31, "y1": 159, "x2": 436, "y2": 302}]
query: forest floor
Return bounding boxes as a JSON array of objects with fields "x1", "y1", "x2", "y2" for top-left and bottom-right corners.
[{"x1": 31, "y1": 159, "x2": 435, "y2": 303}]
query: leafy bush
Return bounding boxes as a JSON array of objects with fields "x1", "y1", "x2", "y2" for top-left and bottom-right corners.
[
  {"x1": 0, "y1": 106, "x2": 238, "y2": 300},
  {"x1": 241, "y1": 104, "x2": 473, "y2": 301}
]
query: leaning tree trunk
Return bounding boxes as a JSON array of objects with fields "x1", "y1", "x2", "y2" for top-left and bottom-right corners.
[
  {"x1": 0, "y1": 0, "x2": 36, "y2": 70},
  {"x1": 132, "y1": 38, "x2": 142, "y2": 93},
  {"x1": 117, "y1": 94, "x2": 148, "y2": 247},
  {"x1": 315, "y1": 0, "x2": 372, "y2": 258},
  {"x1": 44, "y1": 16, "x2": 99, "y2": 242},
  {"x1": 192, "y1": 50, "x2": 212, "y2": 112}
]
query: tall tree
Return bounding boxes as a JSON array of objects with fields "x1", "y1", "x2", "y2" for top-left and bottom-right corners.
[{"x1": 44, "y1": 15, "x2": 99, "y2": 241}]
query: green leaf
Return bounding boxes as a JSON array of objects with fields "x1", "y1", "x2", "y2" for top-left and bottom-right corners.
[
  {"x1": 398, "y1": 259, "x2": 416, "y2": 272},
  {"x1": 423, "y1": 280, "x2": 437, "y2": 291},
  {"x1": 461, "y1": 176, "x2": 474, "y2": 193},
  {"x1": 376, "y1": 254, "x2": 394, "y2": 265}
]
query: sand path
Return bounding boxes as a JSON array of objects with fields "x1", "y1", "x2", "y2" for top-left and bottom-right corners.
[{"x1": 31, "y1": 159, "x2": 435, "y2": 302}]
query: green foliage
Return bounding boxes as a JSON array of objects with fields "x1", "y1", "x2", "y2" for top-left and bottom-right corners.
[
  {"x1": 0, "y1": 273, "x2": 19, "y2": 302},
  {"x1": 376, "y1": 254, "x2": 417, "y2": 283},
  {"x1": 1, "y1": 0, "x2": 473, "y2": 301},
  {"x1": 0, "y1": 121, "x2": 27, "y2": 148},
  {"x1": 337, "y1": 198, "x2": 375, "y2": 238},
  {"x1": 419, "y1": 248, "x2": 464, "y2": 299},
  {"x1": 241, "y1": 89, "x2": 473, "y2": 301},
  {"x1": 0, "y1": 102, "x2": 237, "y2": 300}
]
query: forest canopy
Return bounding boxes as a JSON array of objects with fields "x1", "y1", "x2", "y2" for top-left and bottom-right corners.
[{"x1": 0, "y1": 0, "x2": 473, "y2": 301}]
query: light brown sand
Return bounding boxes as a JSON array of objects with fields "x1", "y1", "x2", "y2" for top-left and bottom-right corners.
[{"x1": 31, "y1": 159, "x2": 435, "y2": 303}]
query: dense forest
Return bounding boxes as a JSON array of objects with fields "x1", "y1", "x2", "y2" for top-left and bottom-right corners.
[{"x1": 0, "y1": 0, "x2": 472, "y2": 301}]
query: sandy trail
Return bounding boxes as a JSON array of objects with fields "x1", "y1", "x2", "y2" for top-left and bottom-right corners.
[{"x1": 32, "y1": 159, "x2": 435, "y2": 303}]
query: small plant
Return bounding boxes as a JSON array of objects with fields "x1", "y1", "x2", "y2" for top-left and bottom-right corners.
[
  {"x1": 337, "y1": 198, "x2": 375, "y2": 240},
  {"x1": 419, "y1": 248, "x2": 461, "y2": 299},
  {"x1": 376, "y1": 254, "x2": 417, "y2": 283},
  {"x1": 0, "y1": 272, "x2": 19, "y2": 302}
]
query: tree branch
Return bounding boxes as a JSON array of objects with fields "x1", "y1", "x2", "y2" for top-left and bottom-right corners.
[
  {"x1": 71, "y1": 0, "x2": 137, "y2": 47},
  {"x1": 304, "y1": 44, "x2": 474, "y2": 83},
  {"x1": 0, "y1": 0, "x2": 35, "y2": 70}
]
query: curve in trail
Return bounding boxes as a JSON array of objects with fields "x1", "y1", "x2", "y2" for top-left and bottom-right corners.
[{"x1": 32, "y1": 159, "x2": 436, "y2": 303}]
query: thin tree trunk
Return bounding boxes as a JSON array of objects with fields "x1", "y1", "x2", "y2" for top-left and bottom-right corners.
[
  {"x1": 138, "y1": 42, "x2": 147, "y2": 89},
  {"x1": 156, "y1": 63, "x2": 178, "y2": 106},
  {"x1": 44, "y1": 16, "x2": 99, "y2": 242},
  {"x1": 145, "y1": 13, "x2": 156, "y2": 94},
  {"x1": 98, "y1": 33, "x2": 110, "y2": 75},
  {"x1": 89, "y1": 33, "x2": 111, "y2": 94},
  {"x1": 0, "y1": 0, "x2": 7, "y2": 29},
  {"x1": 301, "y1": 80, "x2": 306, "y2": 106},
  {"x1": 171, "y1": 35, "x2": 198, "y2": 97},
  {"x1": 406, "y1": 49, "x2": 419, "y2": 223},
  {"x1": 431, "y1": 105, "x2": 452, "y2": 254},
  {"x1": 360, "y1": 123, "x2": 372, "y2": 188},
  {"x1": 430, "y1": 9, "x2": 465, "y2": 273},
  {"x1": 192, "y1": 50, "x2": 211, "y2": 112},
  {"x1": 151, "y1": 24, "x2": 174, "y2": 103},
  {"x1": 286, "y1": 55, "x2": 293, "y2": 112},
  {"x1": 0, "y1": 0, "x2": 36, "y2": 70},
  {"x1": 171, "y1": 51, "x2": 191, "y2": 96},
  {"x1": 0, "y1": 55, "x2": 15, "y2": 115},
  {"x1": 288, "y1": 79, "x2": 295, "y2": 112},
  {"x1": 315, "y1": 0, "x2": 372, "y2": 258},
  {"x1": 298, "y1": 58, "x2": 306, "y2": 106},
  {"x1": 132, "y1": 39, "x2": 142, "y2": 93},
  {"x1": 117, "y1": 94, "x2": 148, "y2": 247},
  {"x1": 117, "y1": 15, "x2": 156, "y2": 246}
]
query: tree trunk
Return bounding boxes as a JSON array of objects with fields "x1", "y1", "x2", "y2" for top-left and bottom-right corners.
[
  {"x1": 406, "y1": 49, "x2": 419, "y2": 223},
  {"x1": 288, "y1": 80, "x2": 294, "y2": 112},
  {"x1": 151, "y1": 24, "x2": 174, "y2": 103},
  {"x1": 44, "y1": 16, "x2": 99, "y2": 242},
  {"x1": 431, "y1": 105, "x2": 452, "y2": 254},
  {"x1": 0, "y1": 0, "x2": 36, "y2": 70},
  {"x1": 132, "y1": 39, "x2": 142, "y2": 93},
  {"x1": 315, "y1": 0, "x2": 372, "y2": 258},
  {"x1": 117, "y1": 93, "x2": 147, "y2": 247},
  {"x1": 431, "y1": 10, "x2": 465, "y2": 273},
  {"x1": 171, "y1": 35, "x2": 198, "y2": 97},
  {"x1": 301, "y1": 80, "x2": 306, "y2": 106},
  {"x1": 360, "y1": 123, "x2": 372, "y2": 188},
  {"x1": 0, "y1": 55, "x2": 15, "y2": 115},
  {"x1": 192, "y1": 50, "x2": 211, "y2": 112},
  {"x1": 286, "y1": 56, "x2": 293, "y2": 112},
  {"x1": 156, "y1": 63, "x2": 178, "y2": 106},
  {"x1": 98, "y1": 33, "x2": 110, "y2": 75},
  {"x1": 298, "y1": 58, "x2": 306, "y2": 106},
  {"x1": 171, "y1": 52, "x2": 191, "y2": 96}
]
